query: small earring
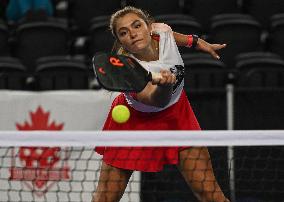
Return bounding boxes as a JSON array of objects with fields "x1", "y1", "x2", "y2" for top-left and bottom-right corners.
[{"x1": 150, "y1": 31, "x2": 153, "y2": 36}]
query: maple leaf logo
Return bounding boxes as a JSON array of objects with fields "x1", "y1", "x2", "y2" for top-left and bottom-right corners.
[
  {"x1": 10, "y1": 106, "x2": 70, "y2": 197},
  {"x1": 16, "y1": 106, "x2": 64, "y2": 130}
]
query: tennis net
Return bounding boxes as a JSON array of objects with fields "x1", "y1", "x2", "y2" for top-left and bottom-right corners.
[{"x1": 0, "y1": 130, "x2": 284, "y2": 202}]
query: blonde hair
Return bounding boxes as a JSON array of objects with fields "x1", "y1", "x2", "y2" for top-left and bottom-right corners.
[{"x1": 109, "y1": 6, "x2": 154, "y2": 54}]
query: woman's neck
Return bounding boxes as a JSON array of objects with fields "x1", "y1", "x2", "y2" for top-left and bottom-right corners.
[{"x1": 133, "y1": 39, "x2": 159, "y2": 62}]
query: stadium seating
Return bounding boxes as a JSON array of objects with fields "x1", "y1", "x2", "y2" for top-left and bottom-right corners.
[
  {"x1": 0, "y1": 20, "x2": 9, "y2": 56},
  {"x1": 242, "y1": 0, "x2": 284, "y2": 28},
  {"x1": 125, "y1": 0, "x2": 183, "y2": 16},
  {"x1": 184, "y1": 0, "x2": 240, "y2": 31},
  {"x1": 234, "y1": 51, "x2": 284, "y2": 130},
  {"x1": 268, "y1": 14, "x2": 284, "y2": 59},
  {"x1": 88, "y1": 16, "x2": 115, "y2": 56},
  {"x1": 68, "y1": 0, "x2": 122, "y2": 34},
  {"x1": 0, "y1": 1, "x2": 7, "y2": 20},
  {"x1": 183, "y1": 53, "x2": 227, "y2": 89},
  {"x1": 183, "y1": 53, "x2": 228, "y2": 130},
  {"x1": 1, "y1": 2, "x2": 284, "y2": 202},
  {"x1": 210, "y1": 14, "x2": 263, "y2": 68},
  {"x1": 35, "y1": 56, "x2": 90, "y2": 90},
  {"x1": 215, "y1": 50, "x2": 284, "y2": 201},
  {"x1": 13, "y1": 18, "x2": 69, "y2": 72},
  {"x1": 234, "y1": 52, "x2": 284, "y2": 201},
  {"x1": 0, "y1": 56, "x2": 28, "y2": 90},
  {"x1": 235, "y1": 52, "x2": 284, "y2": 87}
]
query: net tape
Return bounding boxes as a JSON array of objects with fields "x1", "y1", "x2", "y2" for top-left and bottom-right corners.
[
  {"x1": 1, "y1": 130, "x2": 284, "y2": 202},
  {"x1": 0, "y1": 130, "x2": 284, "y2": 146}
]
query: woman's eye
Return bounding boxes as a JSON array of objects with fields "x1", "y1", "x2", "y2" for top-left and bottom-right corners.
[
  {"x1": 135, "y1": 24, "x2": 141, "y2": 28},
  {"x1": 119, "y1": 31, "x2": 127, "y2": 37}
]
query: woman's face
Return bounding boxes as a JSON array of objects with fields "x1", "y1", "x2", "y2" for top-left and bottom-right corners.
[{"x1": 115, "y1": 13, "x2": 152, "y2": 54}]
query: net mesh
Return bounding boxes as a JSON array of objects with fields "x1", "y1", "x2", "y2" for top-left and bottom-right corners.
[{"x1": 0, "y1": 130, "x2": 284, "y2": 202}]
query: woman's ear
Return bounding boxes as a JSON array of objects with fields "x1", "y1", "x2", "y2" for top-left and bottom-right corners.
[{"x1": 150, "y1": 23, "x2": 154, "y2": 36}]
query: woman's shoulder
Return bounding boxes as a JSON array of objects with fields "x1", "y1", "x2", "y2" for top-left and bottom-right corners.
[{"x1": 151, "y1": 23, "x2": 173, "y2": 34}]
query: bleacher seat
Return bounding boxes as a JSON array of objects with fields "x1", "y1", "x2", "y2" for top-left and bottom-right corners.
[
  {"x1": 183, "y1": 53, "x2": 227, "y2": 89},
  {"x1": 0, "y1": 1, "x2": 7, "y2": 20},
  {"x1": 0, "y1": 56, "x2": 28, "y2": 90},
  {"x1": 13, "y1": 19, "x2": 69, "y2": 72},
  {"x1": 242, "y1": 0, "x2": 284, "y2": 28},
  {"x1": 0, "y1": 20, "x2": 9, "y2": 56},
  {"x1": 69, "y1": 0, "x2": 122, "y2": 34},
  {"x1": 88, "y1": 16, "x2": 115, "y2": 56},
  {"x1": 184, "y1": 0, "x2": 240, "y2": 31},
  {"x1": 234, "y1": 53, "x2": 284, "y2": 202},
  {"x1": 125, "y1": 0, "x2": 183, "y2": 16},
  {"x1": 210, "y1": 14, "x2": 263, "y2": 68},
  {"x1": 234, "y1": 51, "x2": 284, "y2": 128},
  {"x1": 235, "y1": 52, "x2": 284, "y2": 87},
  {"x1": 268, "y1": 14, "x2": 284, "y2": 59},
  {"x1": 182, "y1": 53, "x2": 228, "y2": 131},
  {"x1": 35, "y1": 56, "x2": 89, "y2": 90}
]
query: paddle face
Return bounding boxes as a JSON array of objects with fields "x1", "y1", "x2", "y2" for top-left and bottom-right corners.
[{"x1": 92, "y1": 52, "x2": 151, "y2": 92}]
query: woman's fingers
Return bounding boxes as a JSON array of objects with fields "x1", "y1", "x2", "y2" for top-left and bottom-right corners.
[
  {"x1": 196, "y1": 39, "x2": 226, "y2": 60},
  {"x1": 151, "y1": 72, "x2": 163, "y2": 85},
  {"x1": 151, "y1": 70, "x2": 176, "y2": 86},
  {"x1": 210, "y1": 50, "x2": 221, "y2": 60},
  {"x1": 212, "y1": 43, "x2": 227, "y2": 50},
  {"x1": 209, "y1": 44, "x2": 226, "y2": 59},
  {"x1": 158, "y1": 70, "x2": 176, "y2": 86}
]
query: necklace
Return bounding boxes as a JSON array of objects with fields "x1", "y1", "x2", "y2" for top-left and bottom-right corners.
[
  {"x1": 154, "y1": 40, "x2": 159, "y2": 51},
  {"x1": 152, "y1": 40, "x2": 159, "y2": 58}
]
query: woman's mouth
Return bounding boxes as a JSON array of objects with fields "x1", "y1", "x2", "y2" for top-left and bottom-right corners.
[{"x1": 132, "y1": 39, "x2": 143, "y2": 45}]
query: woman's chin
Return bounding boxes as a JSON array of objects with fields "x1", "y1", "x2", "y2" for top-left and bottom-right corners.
[
  {"x1": 131, "y1": 43, "x2": 148, "y2": 52},
  {"x1": 129, "y1": 48, "x2": 143, "y2": 54},
  {"x1": 131, "y1": 46, "x2": 148, "y2": 54}
]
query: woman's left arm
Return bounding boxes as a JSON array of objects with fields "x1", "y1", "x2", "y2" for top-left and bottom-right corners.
[{"x1": 173, "y1": 32, "x2": 226, "y2": 60}]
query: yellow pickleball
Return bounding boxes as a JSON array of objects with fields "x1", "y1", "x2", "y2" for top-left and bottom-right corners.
[{"x1": 111, "y1": 105, "x2": 130, "y2": 124}]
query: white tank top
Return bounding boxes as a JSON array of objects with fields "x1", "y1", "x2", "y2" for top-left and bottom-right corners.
[{"x1": 124, "y1": 23, "x2": 184, "y2": 112}]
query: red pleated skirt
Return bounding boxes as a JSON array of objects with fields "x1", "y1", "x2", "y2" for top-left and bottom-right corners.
[{"x1": 95, "y1": 90, "x2": 201, "y2": 172}]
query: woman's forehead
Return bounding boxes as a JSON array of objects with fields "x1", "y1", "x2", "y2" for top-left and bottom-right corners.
[{"x1": 116, "y1": 13, "x2": 144, "y2": 29}]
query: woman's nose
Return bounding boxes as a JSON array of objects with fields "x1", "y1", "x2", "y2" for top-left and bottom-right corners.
[{"x1": 129, "y1": 29, "x2": 137, "y2": 38}]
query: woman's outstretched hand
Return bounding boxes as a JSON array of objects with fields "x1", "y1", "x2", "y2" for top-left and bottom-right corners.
[{"x1": 196, "y1": 38, "x2": 226, "y2": 60}]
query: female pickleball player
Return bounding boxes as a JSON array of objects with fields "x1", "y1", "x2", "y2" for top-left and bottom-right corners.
[{"x1": 93, "y1": 6, "x2": 229, "y2": 202}]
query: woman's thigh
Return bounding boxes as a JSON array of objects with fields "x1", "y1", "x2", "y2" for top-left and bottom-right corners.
[
  {"x1": 178, "y1": 147, "x2": 226, "y2": 201},
  {"x1": 179, "y1": 147, "x2": 218, "y2": 192},
  {"x1": 92, "y1": 161, "x2": 133, "y2": 202}
]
